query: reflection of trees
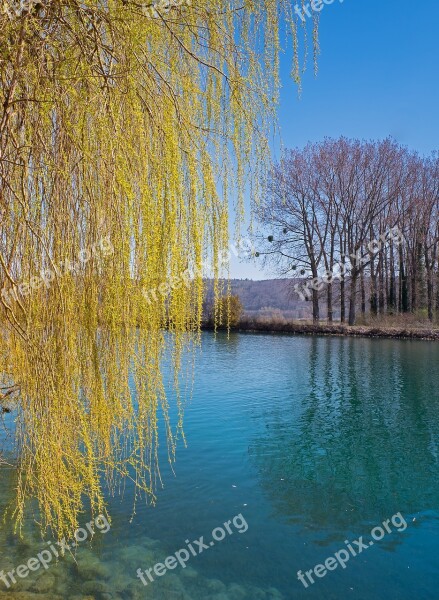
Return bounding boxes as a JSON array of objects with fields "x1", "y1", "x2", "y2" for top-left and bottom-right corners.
[
  {"x1": 249, "y1": 337, "x2": 439, "y2": 542},
  {"x1": 209, "y1": 330, "x2": 241, "y2": 354}
]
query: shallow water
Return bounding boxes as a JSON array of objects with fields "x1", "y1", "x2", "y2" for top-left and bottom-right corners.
[{"x1": 1, "y1": 332, "x2": 439, "y2": 599}]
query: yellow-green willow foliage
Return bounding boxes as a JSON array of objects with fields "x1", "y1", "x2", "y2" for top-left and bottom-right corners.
[{"x1": 0, "y1": 1, "x2": 317, "y2": 538}]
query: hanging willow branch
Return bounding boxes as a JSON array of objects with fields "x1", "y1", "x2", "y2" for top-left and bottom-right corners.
[{"x1": 0, "y1": 0, "x2": 318, "y2": 539}]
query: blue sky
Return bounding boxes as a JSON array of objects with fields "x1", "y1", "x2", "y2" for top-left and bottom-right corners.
[{"x1": 231, "y1": 0, "x2": 439, "y2": 279}]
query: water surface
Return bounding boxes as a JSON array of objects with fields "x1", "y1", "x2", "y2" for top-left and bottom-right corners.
[{"x1": 1, "y1": 333, "x2": 439, "y2": 599}]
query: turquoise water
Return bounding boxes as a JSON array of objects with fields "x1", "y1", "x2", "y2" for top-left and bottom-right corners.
[{"x1": 1, "y1": 332, "x2": 439, "y2": 599}]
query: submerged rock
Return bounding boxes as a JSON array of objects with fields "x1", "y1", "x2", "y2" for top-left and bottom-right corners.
[
  {"x1": 180, "y1": 566, "x2": 198, "y2": 579},
  {"x1": 29, "y1": 571, "x2": 56, "y2": 593},
  {"x1": 7, "y1": 576, "x2": 34, "y2": 593},
  {"x1": 75, "y1": 549, "x2": 110, "y2": 581},
  {"x1": 266, "y1": 586, "x2": 284, "y2": 599},
  {"x1": 205, "y1": 579, "x2": 227, "y2": 593},
  {"x1": 0, "y1": 593, "x2": 63, "y2": 600},
  {"x1": 227, "y1": 582, "x2": 247, "y2": 599},
  {"x1": 247, "y1": 587, "x2": 267, "y2": 600},
  {"x1": 142, "y1": 537, "x2": 161, "y2": 550},
  {"x1": 124, "y1": 582, "x2": 160, "y2": 600},
  {"x1": 119, "y1": 544, "x2": 156, "y2": 565},
  {"x1": 160, "y1": 573, "x2": 188, "y2": 592},
  {"x1": 82, "y1": 579, "x2": 111, "y2": 596}
]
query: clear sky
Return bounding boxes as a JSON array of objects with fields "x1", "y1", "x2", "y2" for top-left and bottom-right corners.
[{"x1": 231, "y1": 0, "x2": 439, "y2": 279}]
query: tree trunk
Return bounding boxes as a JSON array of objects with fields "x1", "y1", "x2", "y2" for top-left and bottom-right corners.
[
  {"x1": 340, "y1": 255, "x2": 346, "y2": 323},
  {"x1": 370, "y1": 253, "x2": 378, "y2": 316},
  {"x1": 425, "y1": 244, "x2": 434, "y2": 322},
  {"x1": 312, "y1": 288, "x2": 320, "y2": 324},
  {"x1": 348, "y1": 273, "x2": 358, "y2": 326},
  {"x1": 399, "y1": 246, "x2": 410, "y2": 313},
  {"x1": 400, "y1": 245, "x2": 409, "y2": 312},
  {"x1": 435, "y1": 269, "x2": 439, "y2": 320},
  {"x1": 327, "y1": 283, "x2": 333, "y2": 323},
  {"x1": 360, "y1": 269, "x2": 366, "y2": 315},
  {"x1": 378, "y1": 249, "x2": 385, "y2": 314},
  {"x1": 411, "y1": 263, "x2": 417, "y2": 312},
  {"x1": 427, "y1": 275, "x2": 433, "y2": 321},
  {"x1": 388, "y1": 241, "x2": 396, "y2": 312}
]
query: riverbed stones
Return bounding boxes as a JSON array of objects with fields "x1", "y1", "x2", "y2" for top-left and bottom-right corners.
[
  {"x1": 205, "y1": 578, "x2": 227, "y2": 593},
  {"x1": 29, "y1": 571, "x2": 56, "y2": 593},
  {"x1": 180, "y1": 566, "x2": 198, "y2": 579},
  {"x1": 82, "y1": 579, "x2": 112, "y2": 596},
  {"x1": 75, "y1": 549, "x2": 110, "y2": 580},
  {"x1": 8, "y1": 575, "x2": 34, "y2": 592},
  {"x1": 0, "y1": 594, "x2": 63, "y2": 600},
  {"x1": 249, "y1": 587, "x2": 270, "y2": 600},
  {"x1": 266, "y1": 586, "x2": 284, "y2": 599},
  {"x1": 227, "y1": 582, "x2": 247, "y2": 599},
  {"x1": 0, "y1": 530, "x2": 285, "y2": 600},
  {"x1": 142, "y1": 537, "x2": 161, "y2": 549},
  {"x1": 119, "y1": 544, "x2": 155, "y2": 564}
]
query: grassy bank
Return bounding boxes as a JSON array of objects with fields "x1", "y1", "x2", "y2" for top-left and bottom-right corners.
[{"x1": 202, "y1": 316, "x2": 439, "y2": 341}]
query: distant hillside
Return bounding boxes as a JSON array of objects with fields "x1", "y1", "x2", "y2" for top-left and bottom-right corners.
[
  {"x1": 205, "y1": 278, "x2": 318, "y2": 320},
  {"x1": 228, "y1": 279, "x2": 297, "y2": 311}
]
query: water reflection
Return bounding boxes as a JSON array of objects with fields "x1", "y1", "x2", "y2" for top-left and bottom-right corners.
[
  {"x1": 249, "y1": 337, "x2": 439, "y2": 540},
  {"x1": 0, "y1": 333, "x2": 438, "y2": 599}
]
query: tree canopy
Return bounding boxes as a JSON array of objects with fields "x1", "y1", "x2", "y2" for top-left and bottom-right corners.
[{"x1": 257, "y1": 138, "x2": 439, "y2": 325}]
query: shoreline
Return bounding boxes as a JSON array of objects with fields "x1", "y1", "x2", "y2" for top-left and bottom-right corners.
[{"x1": 202, "y1": 321, "x2": 439, "y2": 341}]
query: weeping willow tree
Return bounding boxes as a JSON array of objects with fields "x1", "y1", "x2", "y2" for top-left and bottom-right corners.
[{"x1": 0, "y1": 0, "x2": 318, "y2": 539}]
